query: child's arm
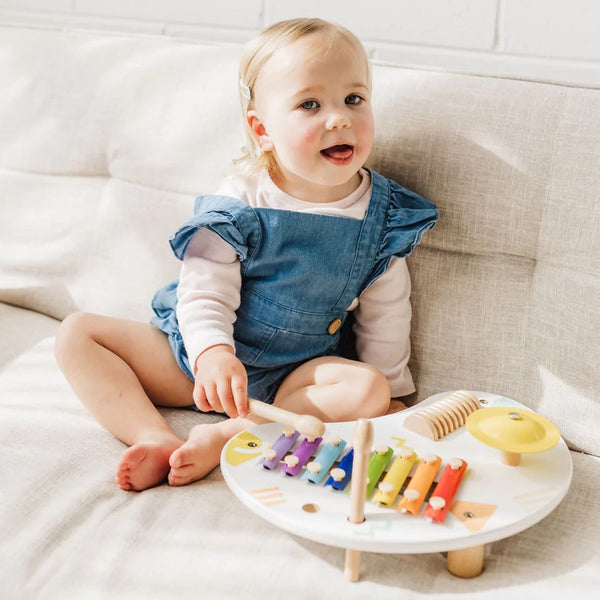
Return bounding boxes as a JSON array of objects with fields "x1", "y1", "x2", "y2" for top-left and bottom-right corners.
[
  {"x1": 176, "y1": 229, "x2": 249, "y2": 417},
  {"x1": 353, "y1": 257, "x2": 415, "y2": 398}
]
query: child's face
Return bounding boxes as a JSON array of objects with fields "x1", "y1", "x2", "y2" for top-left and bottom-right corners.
[{"x1": 249, "y1": 34, "x2": 374, "y2": 202}]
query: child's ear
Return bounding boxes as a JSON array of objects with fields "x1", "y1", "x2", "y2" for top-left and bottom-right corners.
[{"x1": 247, "y1": 110, "x2": 273, "y2": 152}]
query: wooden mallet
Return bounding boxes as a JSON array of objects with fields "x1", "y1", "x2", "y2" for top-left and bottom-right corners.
[{"x1": 248, "y1": 398, "x2": 326, "y2": 440}]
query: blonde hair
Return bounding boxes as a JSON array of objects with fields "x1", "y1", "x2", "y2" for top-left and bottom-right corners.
[{"x1": 236, "y1": 18, "x2": 371, "y2": 177}]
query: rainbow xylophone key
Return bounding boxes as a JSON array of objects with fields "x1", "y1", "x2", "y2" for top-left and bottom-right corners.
[
  {"x1": 302, "y1": 435, "x2": 347, "y2": 485},
  {"x1": 423, "y1": 457, "x2": 467, "y2": 523},
  {"x1": 280, "y1": 436, "x2": 323, "y2": 477},
  {"x1": 324, "y1": 448, "x2": 354, "y2": 491},
  {"x1": 371, "y1": 447, "x2": 417, "y2": 506},
  {"x1": 397, "y1": 453, "x2": 442, "y2": 514},
  {"x1": 364, "y1": 445, "x2": 394, "y2": 497},
  {"x1": 259, "y1": 427, "x2": 300, "y2": 470}
]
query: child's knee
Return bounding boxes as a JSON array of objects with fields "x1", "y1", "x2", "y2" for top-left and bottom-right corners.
[
  {"x1": 351, "y1": 364, "x2": 390, "y2": 417},
  {"x1": 54, "y1": 311, "x2": 94, "y2": 365},
  {"x1": 368, "y1": 367, "x2": 391, "y2": 415}
]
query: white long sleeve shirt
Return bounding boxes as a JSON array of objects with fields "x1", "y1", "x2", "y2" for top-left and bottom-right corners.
[{"x1": 176, "y1": 168, "x2": 415, "y2": 397}]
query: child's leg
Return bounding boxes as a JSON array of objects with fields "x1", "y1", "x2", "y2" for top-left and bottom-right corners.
[
  {"x1": 167, "y1": 356, "x2": 390, "y2": 486},
  {"x1": 54, "y1": 312, "x2": 196, "y2": 491},
  {"x1": 272, "y1": 356, "x2": 391, "y2": 422}
]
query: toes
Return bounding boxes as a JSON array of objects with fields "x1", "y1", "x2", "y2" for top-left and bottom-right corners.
[
  {"x1": 115, "y1": 442, "x2": 177, "y2": 492},
  {"x1": 116, "y1": 446, "x2": 147, "y2": 490},
  {"x1": 115, "y1": 465, "x2": 133, "y2": 491},
  {"x1": 169, "y1": 449, "x2": 183, "y2": 469},
  {"x1": 167, "y1": 472, "x2": 186, "y2": 487},
  {"x1": 117, "y1": 477, "x2": 133, "y2": 491},
  {"x1": 168, "y1": 466, "x2": 195, "y2": 487},
  {"x1": 169, "y1": 447, "x2": 192, "y2": 470}
]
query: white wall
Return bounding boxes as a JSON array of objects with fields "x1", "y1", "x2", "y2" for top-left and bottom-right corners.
[{"x1": 1, "y1": 0, "x2": 599, "y2": 87}]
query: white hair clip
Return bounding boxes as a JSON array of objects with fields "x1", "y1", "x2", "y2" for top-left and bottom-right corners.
[{"x1": 239, "y1": 80, "x2": 251, "y2": 100}]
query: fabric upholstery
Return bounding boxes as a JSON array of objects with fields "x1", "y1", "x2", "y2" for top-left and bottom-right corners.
[
  {"x1": 1, "y1": 26, "x2": 599, "y2": 599},
  {"x1": 2, "y1": 27, "x2": 597, "y2": 454}
]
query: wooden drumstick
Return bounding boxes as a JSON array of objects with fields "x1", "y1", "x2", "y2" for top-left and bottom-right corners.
[
  {"x1": 248, "y1": 398, "x2": 325, "y2": 440},
  {"x1": 344, "y1": 418, "x2": 374, "y2": 582}
]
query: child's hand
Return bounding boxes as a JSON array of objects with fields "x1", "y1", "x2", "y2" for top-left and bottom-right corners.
[{"x1": 193, "y1": 345, "x2": 249, "y2": 418}]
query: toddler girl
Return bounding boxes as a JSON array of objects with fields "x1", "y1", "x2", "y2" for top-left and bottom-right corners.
[{"x1": 55, "y1": 17, "x2": 438, "y2": 491}]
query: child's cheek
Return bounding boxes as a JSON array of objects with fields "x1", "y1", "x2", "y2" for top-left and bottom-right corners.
[
  {"x1": 356, "y1": 119, "x2": 375, "y2": 155},
  {"x1": 300, "y1": 127, "x2": 320, "y2": 150}
]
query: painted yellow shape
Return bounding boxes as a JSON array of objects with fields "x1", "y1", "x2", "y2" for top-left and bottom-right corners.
[{"x1": 224, "y1": 430, "x2": 263, "y2": 466}]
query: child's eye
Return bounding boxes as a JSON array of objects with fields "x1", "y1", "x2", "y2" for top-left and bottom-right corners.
[
  {"x1": 345, "y1": 94, "x2": 363, "y2": 105},
  {"x1": 299, "y1": 99, "x2": 319, "y2": 110}
]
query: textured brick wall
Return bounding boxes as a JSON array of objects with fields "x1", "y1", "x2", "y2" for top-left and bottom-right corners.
[{"x1": 1, "y1": 0, "x2": 599, "y2": 86}]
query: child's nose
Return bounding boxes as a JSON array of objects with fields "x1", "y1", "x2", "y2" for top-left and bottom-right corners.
[{"x1": 325, "y1": 110, "x2": 351, "y2": 129}]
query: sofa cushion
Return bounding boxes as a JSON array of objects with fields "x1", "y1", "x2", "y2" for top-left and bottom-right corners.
[
  {"x1": 368, "y1": 69, "x2": 600, "y2": 455},
  {"x1": 1, "y1": 302, "x2": 599, "y2": 599},
  {"x1": 0, "y1": 27, "x2": 243, "y2": 322},
  {"x1": 0, "y1": 27, "x2": 598, "y2": 455}
]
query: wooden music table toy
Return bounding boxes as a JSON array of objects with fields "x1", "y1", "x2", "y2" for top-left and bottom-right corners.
[{"x1": 221, "y1": 391, "x2": 572, "y2": 582}]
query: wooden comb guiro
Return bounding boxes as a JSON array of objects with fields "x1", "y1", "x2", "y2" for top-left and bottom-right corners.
[{"x1": 403, "y1": 390, "x2": 480, "y2": 440}]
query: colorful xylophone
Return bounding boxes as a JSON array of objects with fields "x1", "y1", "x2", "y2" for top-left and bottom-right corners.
[
  {"x1": 257, "y1": 426, "x2": 467, "y2": 523},
  {"x1": 222, "y1": 391, "x2": 573, "y2": 584}
]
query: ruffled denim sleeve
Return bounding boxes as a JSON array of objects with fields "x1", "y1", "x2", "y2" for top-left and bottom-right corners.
[
  {"x1": 376, "y1": 180, "x2": 439, "y2": 261},
  {"x1": 168, "y1": 195, "x2": 259, "y2": 261}
]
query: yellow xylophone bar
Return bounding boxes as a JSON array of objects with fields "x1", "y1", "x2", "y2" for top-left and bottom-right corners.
[{"x1": 371, "y1": 447, "x2": 417, "y2": 506}]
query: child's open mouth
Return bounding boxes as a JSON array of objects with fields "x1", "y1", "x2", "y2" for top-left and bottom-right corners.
[{"x1": 320, "y1": 144, "x2": 354, "y2": 164}]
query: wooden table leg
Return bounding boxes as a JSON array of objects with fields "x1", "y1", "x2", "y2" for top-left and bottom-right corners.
[
  {"x1": 344, "y1": 549, "x2": 361, "y2": 582},
  {"x1": 446, "y1": 544, "x2": 485, "y2": 578}
]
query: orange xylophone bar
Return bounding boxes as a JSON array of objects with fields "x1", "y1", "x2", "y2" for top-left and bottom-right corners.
[
  {"x1": 397, "y1": 453, "x2": 442, "y2": 514},
  {"x1": 422, "y1": 457, "x2": 467, "y2": 523}
]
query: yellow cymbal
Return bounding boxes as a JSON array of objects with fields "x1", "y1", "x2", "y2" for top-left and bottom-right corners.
[{"x1": 466, "y1": 407, "x2": 560, "y2": 454}]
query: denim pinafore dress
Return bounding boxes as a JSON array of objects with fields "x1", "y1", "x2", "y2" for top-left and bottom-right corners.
[{"x1": 151, "y1": 169, "x2": 438, "y2": 403}]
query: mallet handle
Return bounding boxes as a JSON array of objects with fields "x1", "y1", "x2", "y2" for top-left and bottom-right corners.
[{"x1": 248, "y1": 398, "x2": 325, "y2": 439}]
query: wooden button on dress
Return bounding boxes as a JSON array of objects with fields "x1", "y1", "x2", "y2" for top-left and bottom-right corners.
[{"x1": 327, "y1": 318, "x2": 342, "y2": 335}]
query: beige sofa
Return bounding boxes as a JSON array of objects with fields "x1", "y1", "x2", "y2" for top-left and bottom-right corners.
[{"x1": 1, "y1": 25, "x2": 599, "y2": 600}]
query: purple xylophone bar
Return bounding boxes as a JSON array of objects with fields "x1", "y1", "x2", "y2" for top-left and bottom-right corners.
[
  {"x1": 280, "y1": 436, "x2": 323, "y2": 477},
  {"x1": 259, "y1": 428, "x2": 300, "y2": 470}
]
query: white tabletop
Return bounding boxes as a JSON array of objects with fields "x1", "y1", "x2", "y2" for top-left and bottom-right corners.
[{"x1": 221, "y1": 392, "x2": 572, "y2": 554}]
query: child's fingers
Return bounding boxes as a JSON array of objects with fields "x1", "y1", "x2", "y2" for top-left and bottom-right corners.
[
  {"x1": 193, "y1": 384, "x2": 212, "y2": 412},
  {"x1": 196, "y1": 381, "x2": 223, "y2": 413},
  {"x1": 205, "y1": 383, "x2": 224, "y2": 414},
  {"x1": 216, "y1": 380, "x2": 237, "y2": 418},
  {"x1": 231, "y1": 374, "x2": 248, "y2": 418}
]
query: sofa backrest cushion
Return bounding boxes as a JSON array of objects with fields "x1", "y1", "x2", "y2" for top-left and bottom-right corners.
[{"x1": 1, "y1": 27, "x2": 598, "y2": 455}]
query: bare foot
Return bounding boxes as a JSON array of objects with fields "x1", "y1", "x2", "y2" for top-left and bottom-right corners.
[
  {"x1": 168, "y1": 420, "x2": 247, "y2": 486},
  {"x1": 116, "y1": 439, "x2": 182, "y2": 491}
]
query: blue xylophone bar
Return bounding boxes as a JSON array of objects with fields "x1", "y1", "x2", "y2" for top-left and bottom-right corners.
[
  {"x1": 324, "y1": 448, "x2": 354, "y2": 491},
  {"x1": 302, "y1": 437, "x2": 347, "y2": 485}
]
